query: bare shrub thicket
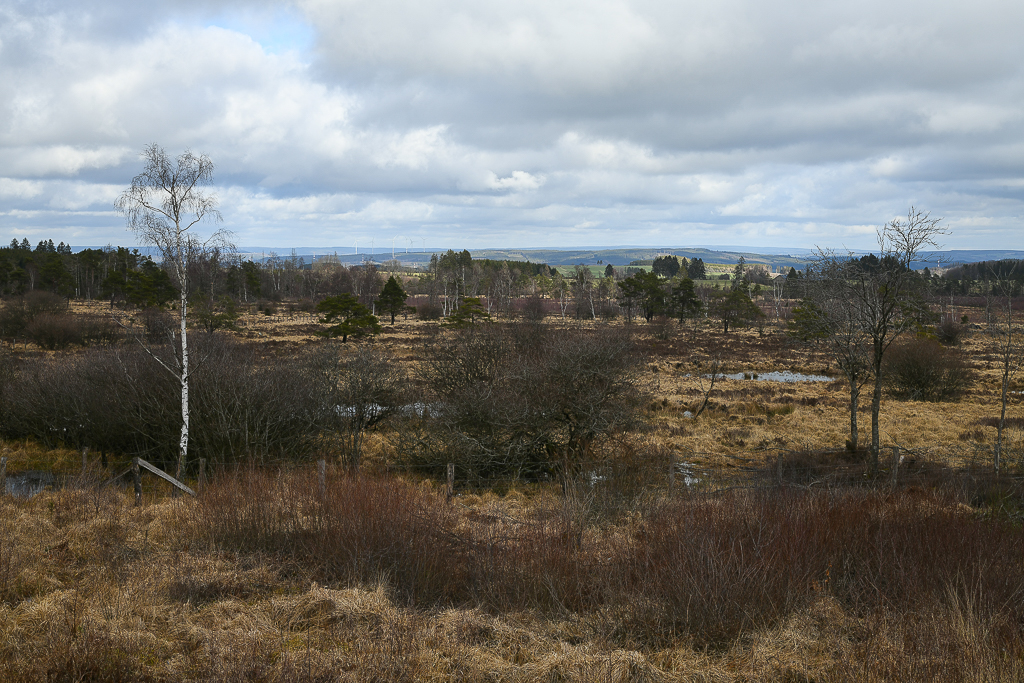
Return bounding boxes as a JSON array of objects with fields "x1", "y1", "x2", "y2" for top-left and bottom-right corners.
[
  {"x1": 300, "y1": 344, "x2": 407, "y2": 473},
  {"x1": 0, "y1": 335, "x2": 323, "y2": 470},
  {"x1": 186, "y1": 470, "x2": 1024, "y2": 652},
  {"x1": 882, "y1": 336, "x2": 972, "y2": 401},
  {"x1": 935, "y1": 316, "x2": 967, "y2": 345},
  {"x1": 409, "y1": 323, "x2": 648, "y2": 481},
  {"x1": 416, "y1": 300, "x2": 443, "y2": 320},
  {"x1": 25, "y1": 313, "x2": 85, "y2": 349},
  {"x1": 0, "y1": 291, "x2": 68, "y2": 340}
]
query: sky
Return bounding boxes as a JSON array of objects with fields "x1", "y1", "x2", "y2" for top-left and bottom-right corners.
[{"x1": 1, "y1": 0, "x2": 1023, "y2": 252}]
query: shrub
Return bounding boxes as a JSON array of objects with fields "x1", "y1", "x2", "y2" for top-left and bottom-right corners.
[
  {"x1": 138, "y1": 307, "x2": 174, "y2": 342},
  {"x1": 26, "y1": 313, "x2": 84, "y2": 349},
  {"x1": 189, "y1": 469, "x2": 464, "y2": 604},
  {"x1": 416, "y1": 301, "x2": 443, "y2": 320},
  {"x1": 23, "y1": 290, "x2": 67, "y2": 317},
  {"x1": 413, "y1": 323, "x2": 648, "y2": 480},
  {"x1": 883, "y1": 336, "x2": 972, "y2": 401},
  {"x1": 0, "y1": 292, "x2": 68, "y2": 339},
  {"x1": 80, "y1": 316, "x2": 120, "y2": 345},
  {"x1": 186, "y1": 471, "x2": 1024, "y2": 651},
  {"x1": 935, "y1": 317, "x2": 967, "y2": 345},
  {"x1": 520, "y1": 295, "x2": 546, "y2": 321},
  {"x1": 597, "y1": 299, "x2": 620, "y2": 319},
  {"x1": 0, "y1": 301, "x2": 30, "y2": 338},
  {"x1": 1, "y1": 336, "x2": 321, "y2": 466}
]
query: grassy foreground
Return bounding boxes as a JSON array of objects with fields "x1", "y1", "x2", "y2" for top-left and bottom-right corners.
[{"x1": 1, "y1": 466, "x2": 1022, "y2": 682}]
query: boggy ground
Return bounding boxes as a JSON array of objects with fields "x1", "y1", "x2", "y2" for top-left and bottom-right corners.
[
  {"x1": 208, "y1": 299, "x2": 1024, "y2": 472},
  {"x1": 18, "y1": 299, "x2": 1024, "y2": 474},
  {"x1": 3, "y1": 301, "x2": 1023, "y2": 680},
  {"x1": 1, "y1": 468, "x2": 1023, "y2": 682}
]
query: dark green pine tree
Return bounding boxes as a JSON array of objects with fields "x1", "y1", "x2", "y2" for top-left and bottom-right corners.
[
  {"x1": 316, "y1": 294, "x2": 382, "y2": 342},
  {"x1": 376, "y1": 275, "x2": 409, "y2": 324}
]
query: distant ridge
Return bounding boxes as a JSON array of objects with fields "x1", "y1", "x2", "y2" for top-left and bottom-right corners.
[{"x1": 67, "y1": 245, "x2": 1024, "y2": 270}]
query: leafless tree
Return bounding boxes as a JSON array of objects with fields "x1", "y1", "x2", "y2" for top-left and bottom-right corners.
[
  {"x1": 690, "y1": 354, "x2": 722, "y2": 418},
  {"x1": 551, "y1": 273, "x2": 570, "y2": 319},
  {"x1": 115, "y1": 144, "x2": 233, "y2": 480},
  {"x1": 571, "y1": 265, "x2": 596, "y2": 319},
  {"x1": 991, "y1": 271, "x2": 1021, "y2": 475},
  {"x1": 798, "y1": 254, "x2": 873, "y2": 451},
  {"x1": 769, "y1": 279, "x2": 786, "y2": 323},
  {"x1": 816, "y1": 208, "x2": 947, "y2": 473},
  {"x1": 417, "y1": 324, "x2": 647, "y2": 481},
  {"x1": 303, "y1": 344, "x2": 406, "y2": 473}
]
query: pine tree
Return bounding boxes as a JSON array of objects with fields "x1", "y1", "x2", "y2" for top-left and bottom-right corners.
[
  {"x1": 317, "y1": 294, "x2": 382, "y2": 342},
  {"x1": 376, "y1": 275, "x2": 409, "y2": 324}
]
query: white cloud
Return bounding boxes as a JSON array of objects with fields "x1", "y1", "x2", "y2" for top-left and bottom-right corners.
[
  {"x1": 0, "y1": 0, "x2": 1023, "y2": 250},
  {"x1": 486, "y1": 170, "x2": 544, "y2": 191},
  {"x1": 0, "y1": 177, "x2": 44, "y2": 200}
]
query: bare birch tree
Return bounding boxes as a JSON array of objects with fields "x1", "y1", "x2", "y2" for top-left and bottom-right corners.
[{"x1": 115, "y1": 144, "x2": 233, "y2": 480}]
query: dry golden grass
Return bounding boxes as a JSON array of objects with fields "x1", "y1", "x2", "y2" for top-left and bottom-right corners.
[
  {"x1": 2, "y1": 473, "x2": 1022, "y2": 682},
  {"x1": 3, "y1": 298, "x2": 1023, "y2": 679}
]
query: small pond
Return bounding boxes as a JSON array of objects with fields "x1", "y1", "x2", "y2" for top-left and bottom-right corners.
[
  {"x1": 675, "y1": 462, "x2": 700, "y2": 486},
  {"x1": 715, "y1": 371, "x2": 832, "y2": 383},
  {"x1": 5, "y1": 470, "x2": 56, "y2": 498}
]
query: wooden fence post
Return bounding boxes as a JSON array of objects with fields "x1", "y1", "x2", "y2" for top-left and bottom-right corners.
[
  {"x1": 0, "y1": 456, "x2": 6, "y2": 495},
  {"x1": 131, "y1": 458, "x2": 142, "y2": 506},
  {"x1": 668, "y1": 450, "x2": 676, "y2": 494},
  {"x1": 318, "y1": 459, "x2": 326, "y2": 497},
  {"x1": 777, "y1": 451, "x2": 784, "y2": 484},
  {"x1": 891, "y1": 446, "x2": 900, "y2": 489},
  {"x1": 446, "y1": 462, "x2": 455, "y2": 502},
  {"x1": 198, "y1": 458, "x2": 207, "y2": 493},
  {"x1": 81, "y1": 446, "x2": 89, "y2": 473}
]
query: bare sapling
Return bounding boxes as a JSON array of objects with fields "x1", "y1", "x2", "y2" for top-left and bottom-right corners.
[
  {"x1": 993, "y1": 274, "x2": 1020, "y2": 475},
  {"x1": 692, "y1": 354, "x2": 722, "y2": 418}
]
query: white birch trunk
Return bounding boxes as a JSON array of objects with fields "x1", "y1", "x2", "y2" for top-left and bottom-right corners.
[{"x1": 177, "y1": 263, "x2": 190, "y2": 481}]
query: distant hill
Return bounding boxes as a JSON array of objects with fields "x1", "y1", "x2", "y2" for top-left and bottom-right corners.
[
  {"x1": 221, "y1": 246, "x2": 814, "y2": 271},
  {"x1": 69, "y1": 245, "x2": 1024, "y2": 272}
]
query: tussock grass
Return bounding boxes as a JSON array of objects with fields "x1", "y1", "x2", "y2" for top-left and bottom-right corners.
[{"x1": 1, "y1": 468, "x2": 1024, "y2": 680}]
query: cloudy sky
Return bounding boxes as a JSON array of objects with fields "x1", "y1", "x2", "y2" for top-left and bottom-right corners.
[{"x1": 1, "y1": 0, "x2": 1022, "y2": 251}]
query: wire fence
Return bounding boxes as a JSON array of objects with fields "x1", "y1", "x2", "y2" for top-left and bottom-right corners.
[
  {"x1": 410, "y1": 442, "x2": 1024, "y2": 497},
  {"x1": 22, "y1": 439, "x2": 1019, "y2": 504}
]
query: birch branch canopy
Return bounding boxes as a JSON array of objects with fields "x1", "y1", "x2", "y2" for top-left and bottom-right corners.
[{"x1": 114, "y1": 144, "x2": 232, "y2": 286}]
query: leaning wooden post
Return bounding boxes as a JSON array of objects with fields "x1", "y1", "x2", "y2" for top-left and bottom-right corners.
[
  {"x1": 0, "y1": 456, "x2": 6, "y2": 495},
  {"x1": 890, "y1": 446, "x2": 900, "y2": 489},
  {"x1": 446, "y1": 462, "x2": 455, "y2": 502},
  {"x1": 198, "y1": 458, "x2": 207, "y2": 493},
  {"x1": 318, "y1": 459, "x2": 326, "y2": 497},
  {"x1": 131, "y1": 458, "x2": 142, "y2": 506},
  {"x1": 81, "y1": 446, "x2": 89, "y2": 473}
]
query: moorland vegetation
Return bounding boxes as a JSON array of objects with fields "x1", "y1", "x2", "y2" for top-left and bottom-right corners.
[{"x1": 1, "y1": 209, "x2": 1024, "y2": 679}]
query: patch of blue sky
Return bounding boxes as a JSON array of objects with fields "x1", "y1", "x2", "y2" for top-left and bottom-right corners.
[{"x1": 206, "y1": 7, "x2": 315, "y2": 56}]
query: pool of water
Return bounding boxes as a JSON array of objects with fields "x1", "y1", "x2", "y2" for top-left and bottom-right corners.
[
  {"x1": 716, "y1": 371, "x2": 832, "y2": 383},
  {"x1": 675, "y1": 462, "x2": 700, "y2": 486},
  {"x1": 4, "y1": 470, "x2": 56, "y2": 498}
]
